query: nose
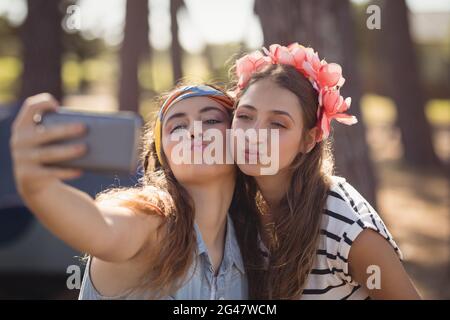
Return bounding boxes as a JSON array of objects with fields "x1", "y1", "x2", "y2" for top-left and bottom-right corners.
[
  {"x1": 253, "y1": 120, "x2": 271, "y2": 145},
  {"x1": 252, "y1": 118, "x2": 266, "y2": 131},
  {"x1": 187, "y1": 121, "x2": 202, "y2": 140}
]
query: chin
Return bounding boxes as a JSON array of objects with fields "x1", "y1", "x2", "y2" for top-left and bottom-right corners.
[
  {"x1": 236, "y1": 163, "x2": 264, "y2": 177},
  {"x1": 237, "y1": 162, "x2": 283, "y2": 177},
  {"x1": 173, "y1": 163, "x2": 235, "y2": 184}
]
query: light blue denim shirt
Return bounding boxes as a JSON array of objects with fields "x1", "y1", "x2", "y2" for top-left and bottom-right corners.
[{"x1": 78, "y1": 214, "x2": 248, "y2": 300}]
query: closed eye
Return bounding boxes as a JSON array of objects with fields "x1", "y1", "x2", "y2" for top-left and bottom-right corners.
[
  {"x1": 204, "y1": 119, "x2": 222, "y2": 125},
  {"x1": 170, "y1": 124, "x2": 187, "y2": 133},
  {"x1": 236, "y1": 114, "x2": 252, "y2": 120},
  {"x1": 271, "y1": 122, "x2": 286, "y2": 128}
]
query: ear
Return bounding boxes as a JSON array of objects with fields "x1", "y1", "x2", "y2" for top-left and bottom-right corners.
[{"x1": 300, "y1": 127, "x2": 318, "y2": 154}]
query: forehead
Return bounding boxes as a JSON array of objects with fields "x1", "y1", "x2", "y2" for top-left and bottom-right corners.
[
  {"x1": 163, "y1": 96, "x2": 228, "y2": 121},
  {"x1": 238, "y1": 78, "x2": 302, "y2": 114}
]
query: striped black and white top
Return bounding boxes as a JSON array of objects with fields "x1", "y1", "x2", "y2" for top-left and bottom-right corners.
[{"x1": 258, "y1": 176, "x2": 403, "y2": 300}]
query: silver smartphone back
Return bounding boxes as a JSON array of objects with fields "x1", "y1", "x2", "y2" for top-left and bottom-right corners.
[{"x1": 39, "y1": 109, "x2": 144, "y2": 174}]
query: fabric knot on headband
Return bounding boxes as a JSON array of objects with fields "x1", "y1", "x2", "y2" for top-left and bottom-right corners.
[
  {"x1": 234, "y1": 43, "x2": 358, "y2": 142},
  {"x1": 154, "y1": 85, "x2": 234, "y2": 165}
]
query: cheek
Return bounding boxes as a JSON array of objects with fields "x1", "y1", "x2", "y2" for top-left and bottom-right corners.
[
  {"x1": 231, "y1": 117, "x2": 250, "y2": 131},
  {"x1": 216, "y1": 123, "x2": 229, "y2": 136},
  {"x1": 277, "y1": 131, "x2": 302, "y2": 167},
  {"x1": 161, "y1": 135, "x2": 178, "y2": 166},
  {"x1": 161, "y1": 137, "x2": 171, "y2": 158},
  {"x1": 231, "y1": 117, "x2": 239, "y2": 129},
  {"x1": 206, "y1": 122, "x2": 229, "y2": 144},
  {"x1": 215, "y1": 125, "x2": 231, "y2": 160}
]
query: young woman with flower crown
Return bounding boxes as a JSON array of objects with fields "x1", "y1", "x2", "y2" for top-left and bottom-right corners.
[{"x1": 229, "y1": 43, "x2": 421, "y2": 299}]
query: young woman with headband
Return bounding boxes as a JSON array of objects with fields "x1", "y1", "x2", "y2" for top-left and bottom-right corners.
[{"x1": 10, "y1": 85, "x2": 250, "y2": 299}]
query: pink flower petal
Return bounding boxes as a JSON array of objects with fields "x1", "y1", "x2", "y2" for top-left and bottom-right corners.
[
  {"x1": 302, "y1": 61, "x2": 317, "y2": 78},
  {"x1": 333, "y1": 113, "x2": 358, "y2": 125},
  {"x1": 268, "y1": 44, "x2": 281, "y2": 63},
  {"x1": 322, "y1": 88, "x2": 340, "y2": 113},
  {"x1": 334, "y1": 95, "x2": 344, "y2": 113},
  {"x1": 317, "y1": 63, "x2": 343, "y2": 88},
  {"x1": 344, "y1": 97, "x2": 352, "y2": 110},
  {"x1": 288, "y1": 43, "x2": 306, "y2": 69}
]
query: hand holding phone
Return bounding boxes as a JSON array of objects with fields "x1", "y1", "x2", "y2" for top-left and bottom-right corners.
[
  {"x1": 38, "y1": 109, "x2": 143, "y2": 174},
  {"x1": 11, "y1": 94, "x2": 87, "y2": 197}
]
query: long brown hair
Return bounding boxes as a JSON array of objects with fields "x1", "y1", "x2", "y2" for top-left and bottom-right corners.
[
  {"x1": 95, "y1": 83, "x2": 251, "y2": 298},
  {"x1": 231, "y1": 64, "x2": 335, "y2": 299}
]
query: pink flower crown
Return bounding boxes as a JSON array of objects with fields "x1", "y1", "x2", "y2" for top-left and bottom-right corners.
[{"x1": 234, "y1": 43, "x2": 358, "y2": 142}]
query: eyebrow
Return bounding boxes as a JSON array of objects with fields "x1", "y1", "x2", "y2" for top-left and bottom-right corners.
[
  {"x1": 199, "y1": 105, "x2": 228, "y2": 116},
  {"x1": 238, "y1": 104, "x2": 295, "y2": 123},
  {"x1": 165, "y1": 112, "x2": 187, "y2": 123},
  {"x1": 165, "y1": 105, "x2": 228, "y2": 124},
  {"x1": 238, "y1": 104, "x2": 257, "y2": 111},
  {"x1": 271, "y1": 110, "x2": 295, "y2": 123}
]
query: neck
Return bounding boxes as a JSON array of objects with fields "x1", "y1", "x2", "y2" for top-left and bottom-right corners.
[
  {"x1": 185, "y1": 172, "x2": 235, "y2": 252},
  {"x1": 254, "y1": 168, "x2": 292, "y2": 208},
  {"x1": 254, "y1": 169, "x2": 293, "y2": 249}
]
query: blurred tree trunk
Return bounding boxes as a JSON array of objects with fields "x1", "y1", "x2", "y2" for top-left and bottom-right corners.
[
  {"x1": 20, "y1": 0, "x2": 63, "y2": 101},
  {"x1": 170, "y1": 0, "x2": 184, "y2": 84},
  {"x1": 119, "y1": 0, "x2": 149, "y2": 112},
  {"x1": 379, "y1": 0, "x2": 440, "y2": 167},
  {"x1": 254, "y1": 0, "x2": 304, "y2": 47},
  {"x1": 255, "y1": 0, "x2": 377, "y2": 205}
]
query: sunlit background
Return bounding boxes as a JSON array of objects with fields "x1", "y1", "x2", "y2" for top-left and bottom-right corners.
[{"x1": 0, "y1": 0, "x2": 449, "y2": 299}]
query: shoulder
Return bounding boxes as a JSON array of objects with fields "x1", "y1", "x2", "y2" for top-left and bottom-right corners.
[
  {"x1": 322, "y1": 176, "x2": 374, "y2": 237},
  {"x1": 323, "y1": 176, "x2": 388, "y2": 227},
  {"x1": 318, "y1": 176, "x2": 403, "y2": 282},
  {"x1": 326, "y1": 176, "x2": 373, "y2": 214}
]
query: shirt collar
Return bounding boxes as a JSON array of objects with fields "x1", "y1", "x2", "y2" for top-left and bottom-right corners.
[{"x1": 194, "y1": 214, "x2": 246, "y2": 275}]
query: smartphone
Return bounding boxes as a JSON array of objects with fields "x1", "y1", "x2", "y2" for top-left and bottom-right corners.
[{"x1": 38, "y1": 109, "x2": 144, "y2": 174}]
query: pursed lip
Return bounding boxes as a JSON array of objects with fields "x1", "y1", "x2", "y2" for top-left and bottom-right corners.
[
  {"x1": 243, "y1": 147, "x2": 259, "y2": 162},
  {"x1": 244, "y1": 146, "x2": 259, "y2": 156},
  {"x1": 191, "y1": 139, "x2": 209, "y2": 151}
]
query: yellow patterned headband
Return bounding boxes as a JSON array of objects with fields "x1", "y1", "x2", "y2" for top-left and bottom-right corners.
[{"x1": 154, "y1": 85, "x2": 234, "y2": 165}]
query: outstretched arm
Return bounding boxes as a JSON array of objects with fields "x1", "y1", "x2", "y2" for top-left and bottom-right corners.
[{"x1": 11, "y1": 93, "x2": 160, "y2": 262}]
